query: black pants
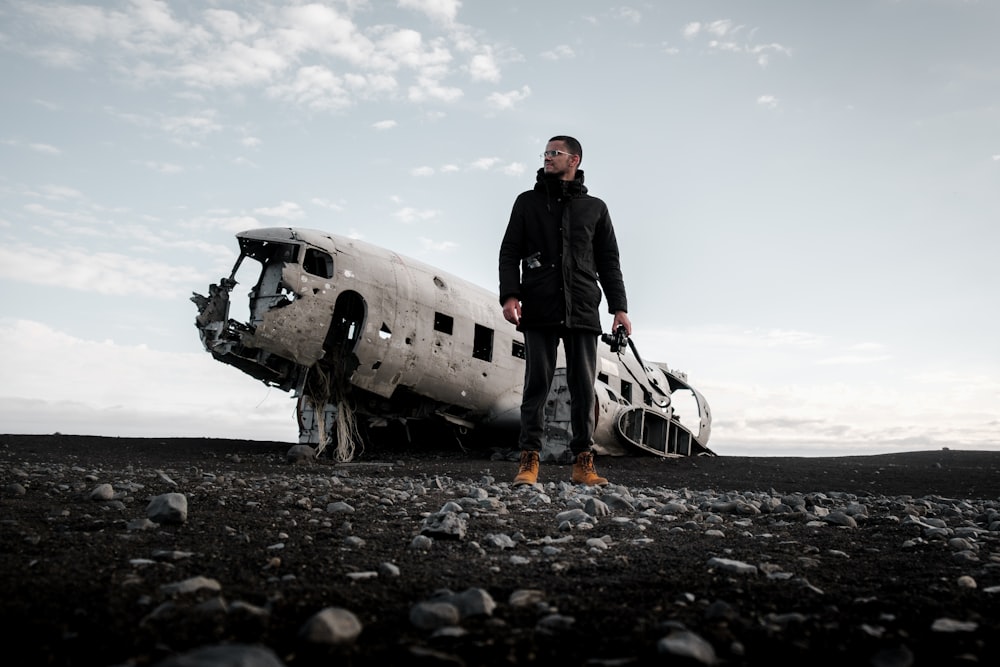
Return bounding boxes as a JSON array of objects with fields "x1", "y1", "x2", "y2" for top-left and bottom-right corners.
[{"x1": 518, "y1": 328, "x2": 599, "y2": 456}]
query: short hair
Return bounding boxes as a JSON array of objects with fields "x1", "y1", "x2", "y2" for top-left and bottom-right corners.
[{"x1": 549, "y1": 135, "x2": 582, "y2": 164}]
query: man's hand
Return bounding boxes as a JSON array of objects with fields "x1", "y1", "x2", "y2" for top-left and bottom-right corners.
[
  {"x1": 612, "y1": 311, "x2": 632, "y2": 337},
  {"x1": 502, "y1": 296, "x2": 522, "y2": 326}
]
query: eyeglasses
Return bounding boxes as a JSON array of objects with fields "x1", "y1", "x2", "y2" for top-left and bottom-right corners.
[{"x1": 540, "y1": 150, "x2": 575, "y2": 159}]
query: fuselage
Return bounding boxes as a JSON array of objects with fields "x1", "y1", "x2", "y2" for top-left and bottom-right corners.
[{"x1": 192, "y1": 227, "x2": 713, "y2": 458}]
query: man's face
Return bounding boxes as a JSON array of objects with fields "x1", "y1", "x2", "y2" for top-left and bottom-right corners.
[{"x1": 542, "y1": 140, "x2": 577, "y2": 179}]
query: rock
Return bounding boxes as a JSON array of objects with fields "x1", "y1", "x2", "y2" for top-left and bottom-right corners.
[
  {"x1": 285, "y1": 445, "x2": 315, "y2": 464},
  {"x1": 152, "y1": 643, "x2": 286, "y2": 666},
  {"x1": 657, "y1": 629, "x2": 718, "y2": 665},
  {"x1": 707, "y1": 557, "x2": 757, "y2": 576},
  {"x1": 89, "y1": 483, "x2": 115, "y2": 500},
  {"x1": 146, "y1": 492, "x2": 188, "y2": 524},
  {"x1": 410, "y1": 601, "x2": 461, "y2": 630},
  {"x1": 299, "y1": 607, "x2": 363, "y2": 645}
]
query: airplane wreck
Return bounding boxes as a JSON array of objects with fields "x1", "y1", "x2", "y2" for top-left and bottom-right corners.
[{"x1": 192, "y1": 227, "x2": 714, "y2": 461}]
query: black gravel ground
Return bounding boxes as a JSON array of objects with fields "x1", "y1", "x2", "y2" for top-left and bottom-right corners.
[{"x1": 1, "y1": 434, "x2": 999, "y2": 667}]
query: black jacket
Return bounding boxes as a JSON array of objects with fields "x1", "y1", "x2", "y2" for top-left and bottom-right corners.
[{"x1": 498, "y1": 168, "x2": 627, "y2": 333}]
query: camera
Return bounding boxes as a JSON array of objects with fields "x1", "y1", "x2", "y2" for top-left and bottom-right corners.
[{"x1": 601, "y1": 325, "x2": 628, "y2": 353}]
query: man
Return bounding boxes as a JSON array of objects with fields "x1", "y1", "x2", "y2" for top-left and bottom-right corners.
[{"x1": 499, "y1": 135, "x2": 631, "y2": 487}]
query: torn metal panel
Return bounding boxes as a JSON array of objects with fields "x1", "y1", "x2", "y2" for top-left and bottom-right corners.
[{"x1": 244, "y1": 294, "x2": 334, "y2": 367}]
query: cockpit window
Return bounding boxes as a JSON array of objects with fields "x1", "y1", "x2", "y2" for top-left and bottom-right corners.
[{"x1": 303, "y1": 248, "x2": 334, "y2": 278}]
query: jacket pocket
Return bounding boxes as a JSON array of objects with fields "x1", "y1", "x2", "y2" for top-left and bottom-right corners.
[{"x1": 521, "y1": 263, "x2": 557, "y2": 290}]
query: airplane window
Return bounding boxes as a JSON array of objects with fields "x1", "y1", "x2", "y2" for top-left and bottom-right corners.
[
  {"x1": 511, "y1": 340, "x2": 525, "y2": 359},
  {"x1": 473, "y1": 324, "x2": 493, "y2": 362},
  {"x1": 434, "y1": 312, "x2": 454, "y2": 334},
  {"x1": 642, "y1": 388, "x2": 653, "y2": 406},
  {"x1": 597, "y1": 372, "x2": 609, "y2": 384},
  {"x1": 302, "y1": 248, "x2": 334, "y2": 278},
  {"x1": 621, "y1": 380, "x2": 632, "y2": 403}
]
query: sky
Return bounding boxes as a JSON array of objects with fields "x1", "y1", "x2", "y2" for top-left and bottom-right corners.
[{"x1": 1, "y1": 0, "x2": 997, "y2": 457}]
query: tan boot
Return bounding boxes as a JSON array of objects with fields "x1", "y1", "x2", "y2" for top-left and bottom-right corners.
[
  {"x1": 571, "y1": 451, "x2": 608, "y2": 486},
  {"x1": 512, "y1": 450, "x2": 540, "y2": 486}
]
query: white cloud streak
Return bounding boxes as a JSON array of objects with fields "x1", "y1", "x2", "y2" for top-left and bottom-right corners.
[
  {"x1": 28, "y1": 142, "x2": 61, "y2": 155},
  {"x1": 253, "y1": 201, "x2": 304, "y2": 219},
  {"x1": 757, "y1": 94, "x2": 779, "y2": 109},
  {"x1": 682, "y1": 18, "x2": 790, "y2": 67},
  {"x1": 0, "y1": 318, "x2": 294, "y2": 440},
  {"x1": 540, "y1": 45, "x2": 575, "y2": 60},
  {"x1": 394, "y1": 206, "x2": 440, "y2": 223},
  {"x1": 0, "y1": 244, "x2": 207, "y2": 299},
  {"x1": 11, "y1": 0, "x2": 503, "y2": 114},
  {"x1": 486, "y1": 85, "x2": 530, "y2": 110}
]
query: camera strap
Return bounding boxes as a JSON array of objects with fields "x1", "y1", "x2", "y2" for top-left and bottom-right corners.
[{"x1": 615, "y1": 336, "x2": 670, "y2": 409}]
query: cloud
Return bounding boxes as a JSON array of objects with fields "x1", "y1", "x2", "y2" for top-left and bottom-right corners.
[
  {"x1": 241, "y1": 136, "x2": 261, "y2": 147},
  {"x1": 162, "y1": 111, "x2": 225, "y2": 136},
  {"x1": 0, "y1": 244, "x2": 207, "y2": 299},
  {"x1": 10, "y1": 1, "x2": 503, "y2": 113},
  {"x1": 467, "y1": 48, "x2": 500, "y2": 82},
  {"x1": 253, "y1": 201, "x2": 304, "y2": 220},
  {"x1": 36, "y1": 185, "x2": 84, "y2": 200},
  {"x1": 204, "y1": 8, "x2": 263, "y2": 41},
  {"x1": 232, "y1": 156, "x2": 257, "y2": 170},
  {"x1": 172, "y1": 39, "x2": 290, "y2": 88},
  {"x1": 419, "y1": 237, "x2": 459, "y2": 252},
  {"x1": 409, "y1": 159, "x2": 507, "y2": 175},
  {"x1": 408, "y1": 76, "x2": 463, "y2": 103},
  {"x1": 266, "y1": 4, "x2": 372, "y2": 68},
  {"x1": 486, "y1": 85, "x2": 530, "y2": 110},
  {"x1": 751, "y1": 42, "x2": 792, "y2": 67},
  {"x1": 374, "y1": 28, "x2": 453, "y2": 73},
  {"x1": 398, "y1": 0, "x2": 462, "y2": 25},
  {"x1": 30, "y1": 143, "x2": 62, "y2": 155},
  {"x1": 541, "y1": 45, "x2": 575, "y2": 60},
  {"x1": 757, "y1": 94, "x2": 779, "y2": 109},
  {"x1": 136, "y1": 160, "x2": 183, "y2": 174},
  {"x1": 394, "y1": 207, "x2": 440, "y2": 224},
  {"x1": 108, "y1": 107, "x2": 223, "y2": 146},
  {"x1": 310, "y1": 197, "x2": 345, "y2": 212},
  {"x1": 706, "y1": 19, "x2": 741, "y2": 37},
  {"x1": 627, "y1": 322, "x2": 1000, "y2": 453},
  {"x1": 0, "y1": 319, "x2": 294, "y2": 440},
  {"x1": 33, "y1": 98, "x2": 61, "y2": 111},
  {"x1": 613, "y1": 7, "x2": 642, "y2": 24},
  {"x1": 21, "y1": 201, "x2": 100, "y2": 229},
  {"x1": 21, "y1": 2, "x2": 152, "y2": 43},
  {"x1": 470, "y1": 157, "x2": 500, "y2": 170},
  {"x1": 183, "y1": 213, "x2": 262, "y2": 234},
  {"x1": 744, "y1": 327, "x2": 827, "y2": 348},
  {"x1": 267, "y1": 65, "x2": 352, "y2": 111},
  {"x1": 502, "y1": 162, "x2": 526, "y2": 176},
  {"x1": 683, "y1": 18, "x2": 790, "y2": 67},
  {"x1": 372, "y1": 119, "x2": 397, "y2": 130}
]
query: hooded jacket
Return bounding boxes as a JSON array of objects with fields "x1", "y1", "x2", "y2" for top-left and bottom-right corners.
[{"x1": 498, "y1": 168, "x2": 627, "y2": 333}]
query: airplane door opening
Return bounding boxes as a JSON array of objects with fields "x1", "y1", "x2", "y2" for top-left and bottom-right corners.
[{"x1": 325, "y1": 290, "x2": 366, "y2": 355}]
